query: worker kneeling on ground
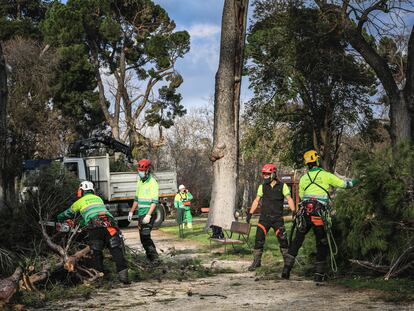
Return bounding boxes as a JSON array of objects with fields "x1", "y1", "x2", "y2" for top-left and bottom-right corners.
[
  {"x1": 128, "y1": 159, "x2": 160, "y2": 266},
  {"x1": 57, "y1": 181, "x2": 130, "y2": 284},
  {"x1": 174, "y1": 184, "x2": 194, "y2": 229},
  {"x1": 281, "y1": 150, "x2": 359, "y2": 282},
  {"x1": 246, "y1": 164, "x2": 296, "y2": 271}
]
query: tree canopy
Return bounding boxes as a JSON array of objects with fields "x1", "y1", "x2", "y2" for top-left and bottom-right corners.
[
  {"x1": 42, "y1": 0, "x2": 190, "y2": 154},
  {"x1": 244, "y1": 3, "x2": 379, "y2": 169}
]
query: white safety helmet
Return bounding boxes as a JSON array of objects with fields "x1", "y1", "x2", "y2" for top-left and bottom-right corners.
[
  {"x1": 79, "y1": 181, "x2": 94, "y2": 192},
  {"x1": 178, "y1": 184, "x2": 186, "y2": 191}
]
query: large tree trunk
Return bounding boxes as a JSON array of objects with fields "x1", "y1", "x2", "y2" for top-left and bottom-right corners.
[
  {"x1": 207, "y1": 0, "x2": 248, "y2": 230},
  {"x1": 345, "y1": 27, "x2": 413, "y2": 144},
  {"x1": 0, "y1": 43, "x2": 7, "y2": 210},
  {"x1": 390, "y1": 91, "x2": 412, "y2": 145}
]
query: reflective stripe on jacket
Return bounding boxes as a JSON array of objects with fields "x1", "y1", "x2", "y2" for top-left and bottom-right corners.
[{"x1": 57, "y1": 193, "x2": 111, "y2": 224}]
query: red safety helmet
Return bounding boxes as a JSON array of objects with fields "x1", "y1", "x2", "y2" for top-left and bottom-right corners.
[
  {"x1": 137, "y1": 159, "x2": 152, "y2": 172},
  {"x1": 261, "y1": 164, "x2": 277, "y2": 174}
]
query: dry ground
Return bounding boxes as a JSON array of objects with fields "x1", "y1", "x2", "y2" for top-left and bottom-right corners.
[{"x1": 37, "y1": 222, "x2": 414, "y2": 311}]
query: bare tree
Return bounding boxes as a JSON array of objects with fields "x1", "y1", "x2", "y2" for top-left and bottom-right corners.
[
  {"x1": 208, "y1": 0, "x2": 249, "y2": 230},
  {"x1": 312, "y1": 0, "x2": 414, "y2": 145}
]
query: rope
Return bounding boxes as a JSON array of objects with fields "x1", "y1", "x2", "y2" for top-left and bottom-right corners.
[
  {"x1": 293, "y1": 201, "x2": 339, "y2": 273},
  {"x1": 319, "y1": 206, "x2": 338, "y2": 273}
]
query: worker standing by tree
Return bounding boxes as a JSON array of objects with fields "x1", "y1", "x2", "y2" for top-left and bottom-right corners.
[
  {"x1": 57, "y1": 181, "x2": 130, "y2": 284},
  {"x1": 128, "y1": 159, "x2": 160, "y2": 266},
  {"x1": 246, "y1": 164, "x2": 296, "y2": 271},
  {"x1": 281, "y1": 150, "x2": 359, "y2": 282},
  {"x1": 174, "y1": 184, "x2": 194, "y2": 229}
]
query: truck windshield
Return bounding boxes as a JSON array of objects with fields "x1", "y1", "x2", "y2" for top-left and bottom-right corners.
[{"x1": 64, "y1": 162, "x2": 79, "y2": 178}]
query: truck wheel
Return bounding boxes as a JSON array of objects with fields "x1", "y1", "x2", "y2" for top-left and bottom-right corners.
[
  {"x1": 118, "y1": 220, "x2": 130, "y2": 228},
  {"x1": 153, "y1": 204, "x2": 165, "y2": 228}
]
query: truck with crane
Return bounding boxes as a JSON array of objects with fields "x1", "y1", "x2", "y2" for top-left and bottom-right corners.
[{"x1": 21, "y1": 134, "x2": 177, "y2": 227}]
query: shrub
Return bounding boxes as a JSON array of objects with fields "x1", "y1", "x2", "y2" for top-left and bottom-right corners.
[{"x1": 334, "y1": 143, "x2": 414, "y2": 267}]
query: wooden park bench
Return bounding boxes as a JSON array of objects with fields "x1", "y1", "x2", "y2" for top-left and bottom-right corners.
[{"x1": 208, "y1": 221, "x2": 252, "y2": 253}]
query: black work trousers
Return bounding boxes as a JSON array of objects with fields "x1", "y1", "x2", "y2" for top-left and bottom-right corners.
[
  {"x1": 254, "y1": 215, "x2": 288, "y2": 251},
  {"x1": 138, "y1": 215, "x2": 158, "y2": 260},
  {"x1": 88, "y1": 227, "x2": 127, "y2": 272},
  {"x1": 288, "y1": 214, "x2": 328, "y2": 262}
]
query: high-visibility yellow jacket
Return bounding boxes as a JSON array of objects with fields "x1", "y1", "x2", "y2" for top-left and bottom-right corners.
[
  {"x1": 299, "y1": 167, "x2": 353, "y2": 204},
  {"x1": 57, "y1": 193, "x2": 111, "y2": 224},
  {"x1": 134, "y1": 175, "x2": 159, "y2": 216}
]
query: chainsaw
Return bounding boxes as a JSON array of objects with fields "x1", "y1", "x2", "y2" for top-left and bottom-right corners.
[{"x1": 39, "y1": 219, "x2": 81, "y2": 233}]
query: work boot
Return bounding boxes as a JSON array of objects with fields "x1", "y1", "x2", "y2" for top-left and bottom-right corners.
[
  {"x1": 118, "y1": 268, "x2": 130, "y2": 285},
  {"x1": 147, "y1": 246, "x2": 161, "y2": 267},
  {"x1": 281, "y1": 254, "x2": 295, "y2": 279},
  {"x1": 314, "y1": 261, "x2": 327, "y2": 283},
  {"x1": 248, "y1": 249, "x2": 263, "y2": 271}
]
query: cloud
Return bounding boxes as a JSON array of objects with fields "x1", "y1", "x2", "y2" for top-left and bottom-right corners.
[
  {"x1": 187, "y1": 23, "x2": 221, "y2": 38},
  {"x1": 187, "y1": 39, "x2": 220, "y2": 72}
]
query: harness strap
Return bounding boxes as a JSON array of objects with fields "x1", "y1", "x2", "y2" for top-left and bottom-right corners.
[
  {"x1": 257, "y1": 223, "x2": 267, "y2": 235},
  {"x1": 304, "y1": 170, "x2": 331, "y2": 200}
]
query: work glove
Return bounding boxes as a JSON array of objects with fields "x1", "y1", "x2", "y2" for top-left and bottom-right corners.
[
  {"x1": 246, "y1": 213, "x2": 252, "y2": 224},
  {"x1": 142, "y1": 214, "x2": 151, "y2": 224},
  {"x1": 127, "y1": 211, "x2": 133, "y2": 222},
  {"x1": 351, "y1": 179, "x2": 360, "y2": 187}
]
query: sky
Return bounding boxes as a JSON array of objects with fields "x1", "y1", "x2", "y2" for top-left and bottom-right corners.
[
  {"x1": 153, "y1": 0, "x2": 414, "y2": 112},
  {"x1": 152, "y1": 0, "x2": 252, "y2": 110}
]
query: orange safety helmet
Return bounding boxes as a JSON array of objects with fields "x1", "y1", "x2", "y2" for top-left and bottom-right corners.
[{"x1": 137, "y1": 159, "x2": 152, "y2": 172}]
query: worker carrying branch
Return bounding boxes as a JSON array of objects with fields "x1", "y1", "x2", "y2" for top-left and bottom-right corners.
[
  {"x1": 128, "y1": 159, "x2": 160, "y2": 266},
  {"x1": 246, "y1": 164, "x2": 296, "y2": 271},
  {"x1": 57, "y1": 181, "x2": 130, "y2": 284},
  {"x1": 281, "y1": 150, "x2": 359, "y2": 282}
]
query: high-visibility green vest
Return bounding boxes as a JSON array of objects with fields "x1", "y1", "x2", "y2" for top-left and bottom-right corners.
[
  {"x1": 174, "y1": 191, "x2": 193, "y2": 210},
  {"x1": 57, "y1": 193, "x2": 111, "y2": 224},
  {"x1": 134, "y1": 175, "x2": 159, "y2": 216}
]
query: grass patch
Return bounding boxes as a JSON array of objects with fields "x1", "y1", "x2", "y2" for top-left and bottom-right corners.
[
  {"x1": 160, "y1": 219, "x2": 317, "y2": 266},
  {"x1": 335, "y1": 276, "x2": 414, "y2": 303}
]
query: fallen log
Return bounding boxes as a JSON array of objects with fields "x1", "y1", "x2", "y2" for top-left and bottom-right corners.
[
  {"x1": 0, "y1": 267, "x2": 23, "y2": 308},
  {"x1": 64, "y1": 246, "x2": 91, "y2": 272},
  {"x1": 1, "y1": 246, "x2": 92, "y2": 308}
]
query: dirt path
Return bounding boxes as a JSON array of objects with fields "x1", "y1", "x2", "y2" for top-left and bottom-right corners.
[{"x1": 38, "y1": 223, "x2": 414, "y2": 311}]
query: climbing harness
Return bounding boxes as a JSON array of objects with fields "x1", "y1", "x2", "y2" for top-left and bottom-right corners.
[{"x1": 291, "y1": 199, "x2": 338, "y2": 272}]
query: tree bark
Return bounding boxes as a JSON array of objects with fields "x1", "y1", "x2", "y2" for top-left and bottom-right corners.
[
  {"x1": 0, "y1": 43, "x2": 7, "y2": 210},
  {"x1": 0, "y1": 267, "x2": 22, "y2": 307},
  {"x1": 344, "y1": 26, "x2": 413, "y2": 144},
  {"x1": 207, "y1": 0, "x2": 248, "y2": 230}
]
